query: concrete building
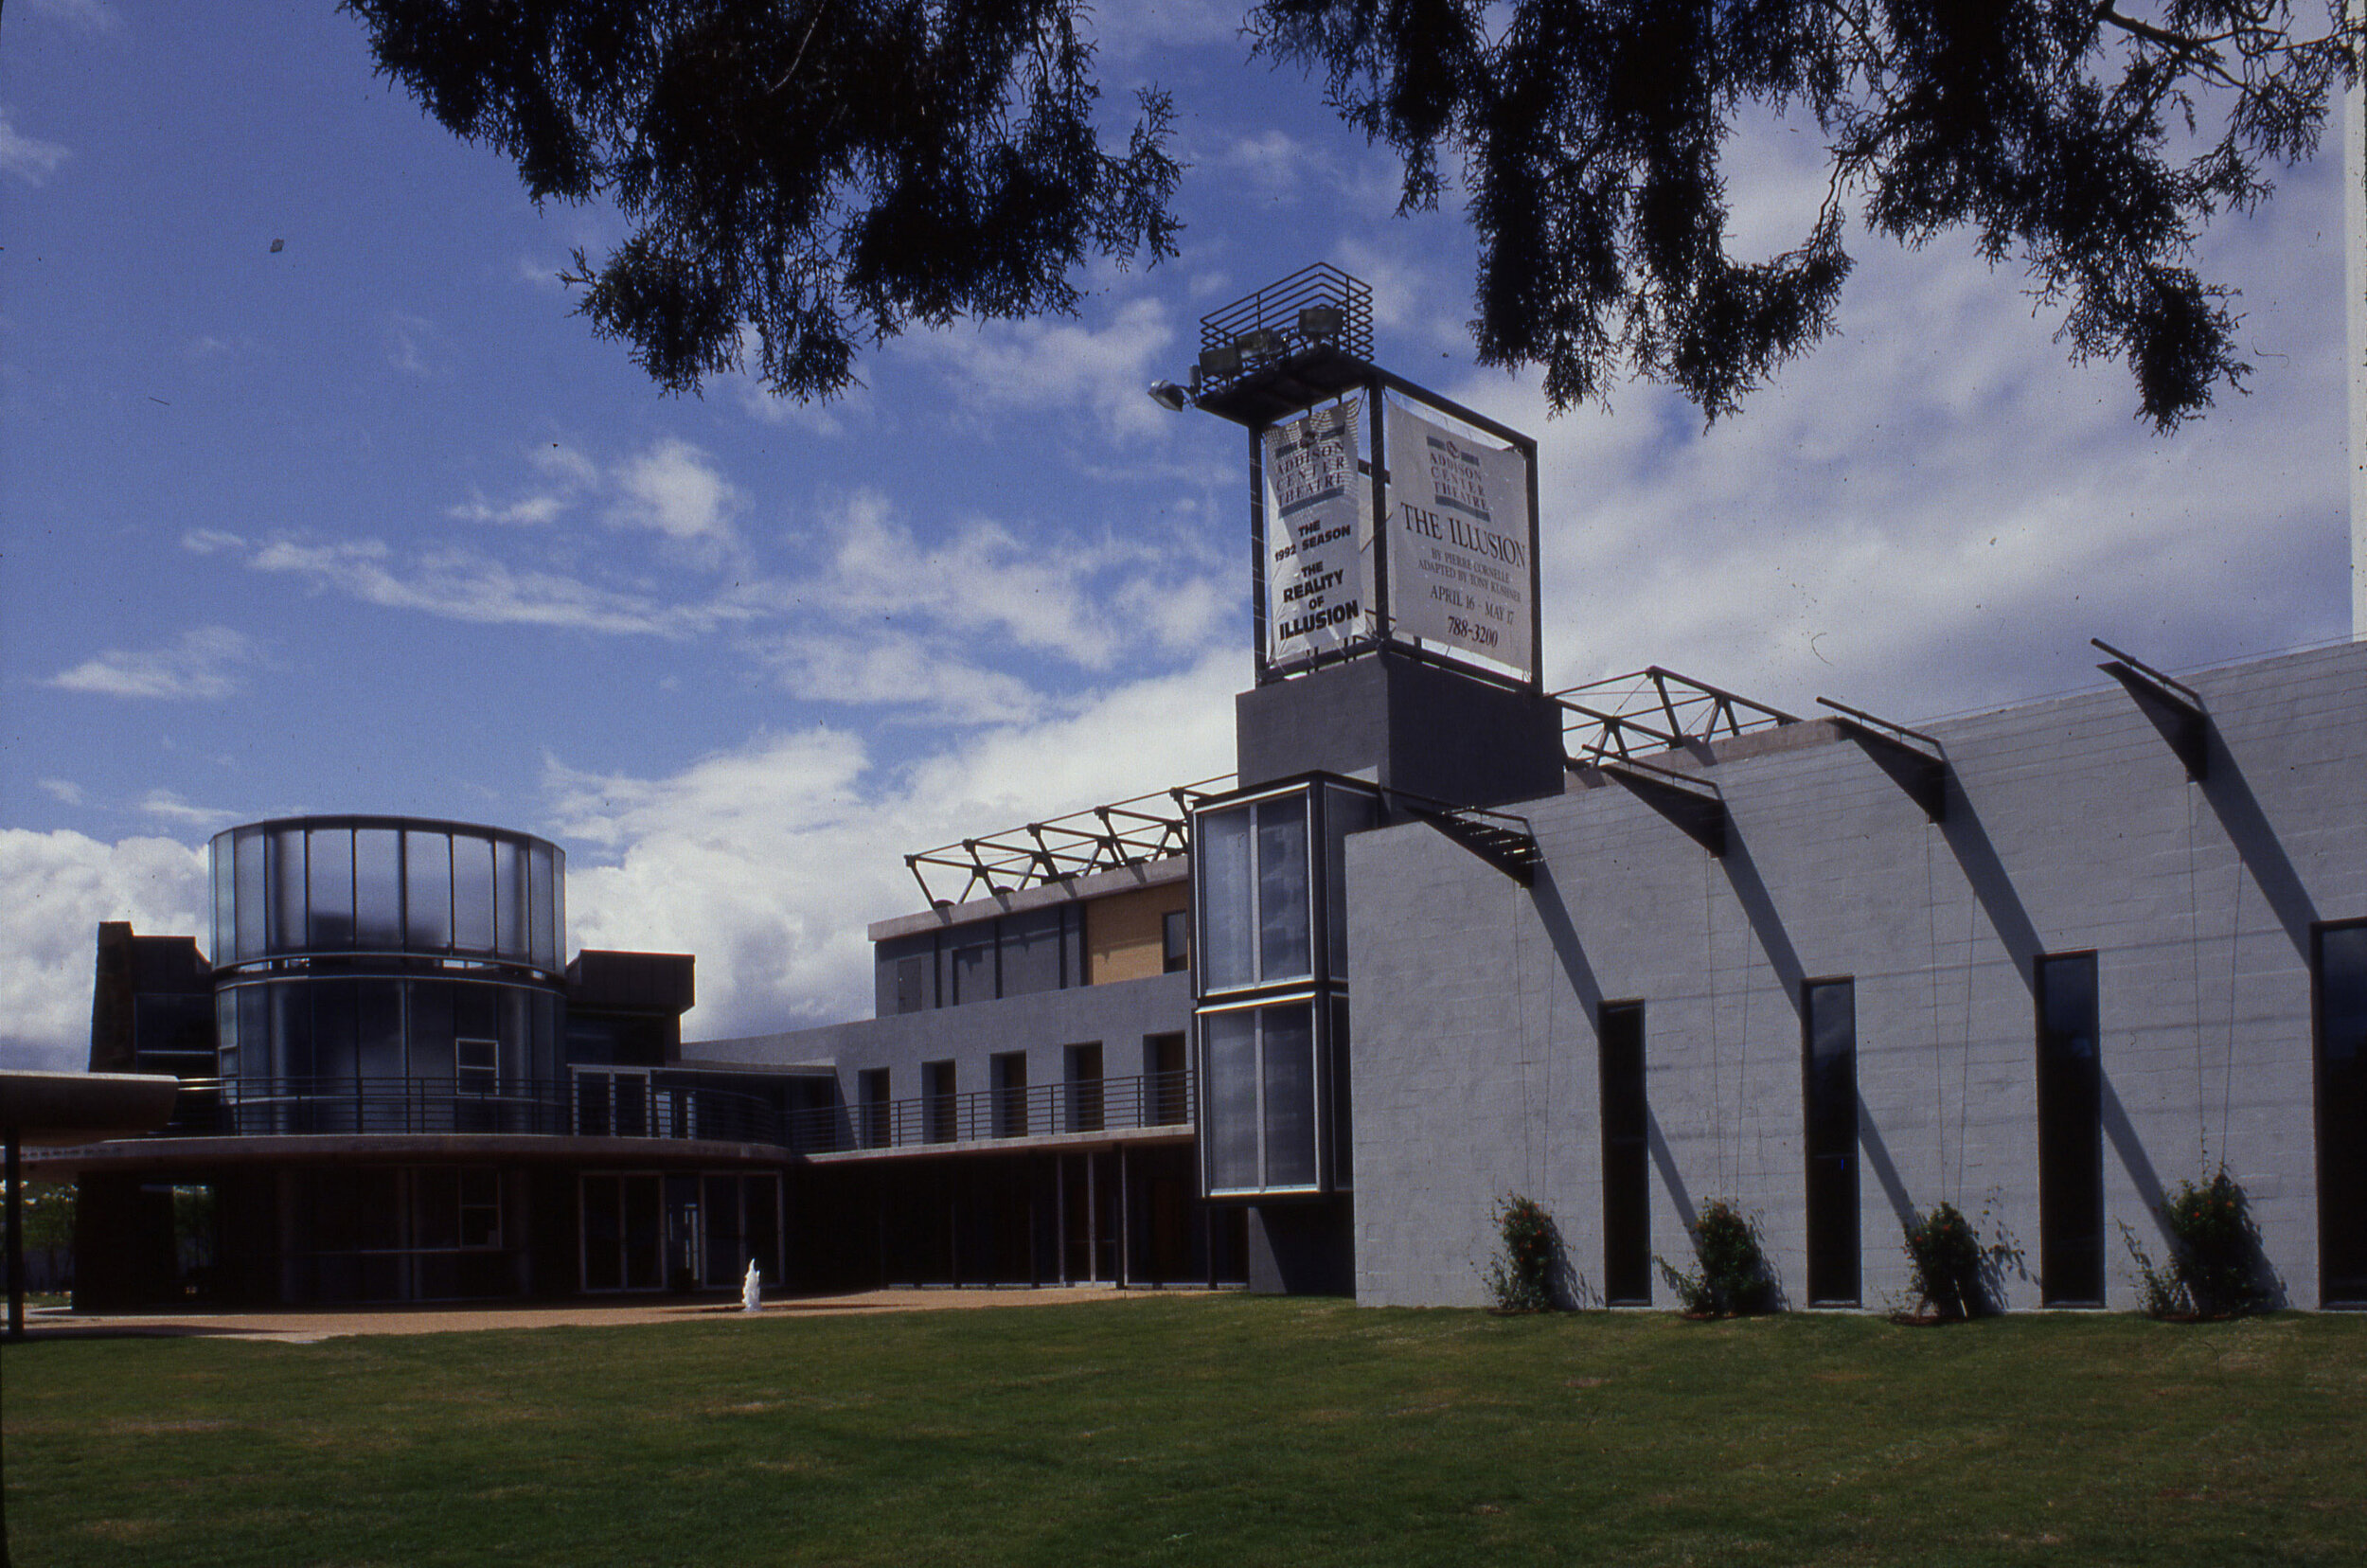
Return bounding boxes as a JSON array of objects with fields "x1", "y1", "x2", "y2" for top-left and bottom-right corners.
[{"x1": 46, "y1": 268, "x2": 2367, "y2": 1312}]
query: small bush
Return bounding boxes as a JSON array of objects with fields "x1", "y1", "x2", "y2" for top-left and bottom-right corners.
[
  {"x1": 1482, "y1": 1193, "x2": 1564, "y2": 1312},
  {"x1": 2127, "y1": 1167, "x2": 2268, "y2": 1319},
  {"x1": 1901, "y1": 1203, "x2": 1986, "y2": 1319},
  {"x1": 1657, "y1": 1199, "x2": 1772, "y2": 1316}
]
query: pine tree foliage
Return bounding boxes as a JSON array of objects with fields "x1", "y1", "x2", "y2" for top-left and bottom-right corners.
[
  {"x1": 345, "y1": 0, "x2": 1183, "y2": 401},
  {"x1": 1251, "y1": 0, "x2": 2360, "y2": 427},
  {"x1": 348, "y1": 2, "x2": 2357, "y2": 428}
]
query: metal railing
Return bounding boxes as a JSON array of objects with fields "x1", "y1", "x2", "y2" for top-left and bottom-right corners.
[
  {"x1": 790, "y1": 1070, "x2": 1193, "y2": 1156},
  {"x1": 163, "y1": 1077, "x2": 781, "y2": 1145}
]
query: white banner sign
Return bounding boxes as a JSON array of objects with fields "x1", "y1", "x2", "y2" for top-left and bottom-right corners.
[
  {"x1": 1262, "y1": 398, "x2": 1370, "y2": 665},
  {"x1": 1384, "y1": 401, "x2": 1533, "y2": 676}
]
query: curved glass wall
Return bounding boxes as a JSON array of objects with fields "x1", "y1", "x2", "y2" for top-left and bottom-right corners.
[
  {"x1": 210, "y1": 816, "x2": 564, "y2": 973},
  {"x1": 207, "y1": 817, "x2": 568, "y2": 1122}
]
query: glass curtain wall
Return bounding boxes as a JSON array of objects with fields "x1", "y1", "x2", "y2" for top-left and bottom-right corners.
[
  {"x1": 210, "y1": 816, "x2": 565, "y2": 971},
  {"x1": 1192, "y1": 779, "x2": 1378, "y2": 1197},
  {"x1": 208, "y1": 816, "x2": 569, "y2": 1128}
]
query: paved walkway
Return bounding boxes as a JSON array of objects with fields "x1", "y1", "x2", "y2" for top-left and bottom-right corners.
[{"x1": 15, "y1": 1285, "x2": 1204, "y2": 1344}]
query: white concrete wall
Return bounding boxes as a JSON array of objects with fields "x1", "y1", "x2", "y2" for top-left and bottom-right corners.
[{"x1": 1349, "y1": 641, "x2": 2367, "y2": 1310}]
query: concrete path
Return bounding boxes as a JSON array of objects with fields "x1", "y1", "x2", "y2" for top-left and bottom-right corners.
[{"x1": 15, "y1": 1285, "x2": 1207, "y2": 1344}]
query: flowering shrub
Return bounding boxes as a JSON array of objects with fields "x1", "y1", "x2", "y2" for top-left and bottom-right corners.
[
  {"x1": 1482, "y1": 1193, "x2": 1563, "y2": 1312},
  {"x1": 1901, "y1": 1203, "x2": 1987, "y2": 1319},
  {"x1": 2127, "y1": 1167, "x2": 2267, "y2": 1318},
  {"x1": 1658, "y1": 1199, "x2": 1772, "y2": 1316}
]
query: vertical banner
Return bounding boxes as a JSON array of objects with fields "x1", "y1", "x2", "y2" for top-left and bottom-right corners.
[
  {"x1": 1261, "y1": 398, "x2": 1370, "y2": 666},
  {"x1": 1383, "y1": 401, "x2": 1534, "y2": 677}
]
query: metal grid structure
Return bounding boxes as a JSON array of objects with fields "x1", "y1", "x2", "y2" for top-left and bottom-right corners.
[
  {"x1": 1195, "y1": 263, "x2": 1374, "y2": 396},
  {"x1": 905, "y1": 776, "x2": 1235, "y2": 908},
  {"x1": 1557, "y1": 667, "x2": 1801, "y2": 763}
]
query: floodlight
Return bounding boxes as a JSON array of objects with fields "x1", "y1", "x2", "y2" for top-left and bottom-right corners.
[
  {"x1": 1235, "y1": 328, "x2": 1284, "y2": 360},
  {"x1": 1297, "y1": 305, "x2": 1344, "y2": 341},
  {"x1": 1147, "y1": 380, "x2": 1190, "y2": 412},
  {"x1": 1199, "y1": 344, "x2": 1241, "y2": 379}
]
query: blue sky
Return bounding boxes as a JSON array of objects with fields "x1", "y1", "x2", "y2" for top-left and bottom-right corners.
[{"x1": 1, "y1": 0, "x2": 2351, "y2": 1066}]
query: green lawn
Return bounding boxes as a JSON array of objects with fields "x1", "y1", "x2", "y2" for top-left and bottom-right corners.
[{"x1": 5, "y1": 1297, "x2": 2362, "y2": 1566}]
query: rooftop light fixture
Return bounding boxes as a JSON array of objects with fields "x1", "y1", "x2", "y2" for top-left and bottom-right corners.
[
  {"x1": 1199, "y1": 343, "x2": 1242, "y2": 379},
  {"x1": 1297, "y1": 304, "x2": 1344, "y2": 342},
  {"x1": 1148, "y1": 380, "x2": 1191, "y2": 412},
  {"x1": 1235, "y1": 327, "x2": 1285, "y2": 361}
]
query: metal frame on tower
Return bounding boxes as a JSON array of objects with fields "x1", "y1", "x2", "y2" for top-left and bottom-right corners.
[{"x1": 1173, "y1": 265, "x2": 1544, "y2": 694}]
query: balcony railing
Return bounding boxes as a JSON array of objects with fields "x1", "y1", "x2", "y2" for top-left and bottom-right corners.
[
  {"x1": 163, "y1": 1077, "x2": 782, "y2": 1146},
  {"x1": 790, "y1": 1070, "x2": 1193, "y2": 1156}
]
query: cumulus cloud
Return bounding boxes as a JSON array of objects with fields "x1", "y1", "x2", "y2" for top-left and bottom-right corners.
[
  {"x1": 898, "y1": 297, "x2": 1180, "y2": 442},
  {"x1": 609, "y1": 437, "x2": 745, "y2": 564},
  {"x1": 555, "y1": 645, "x2": 1244, "y2": 1039},
  {"x1": 39, "y1": 779, "x2": 83, "y2": 806},
  {"x1": 737, "y1": 489, "x2": 1234, "y2": 710},
  {"x1": 49, "y1": 627, "x2": 261, "y2": 701},
  {"x1": 1458, "y1": 155, "x2": 2349, "y2": 725},
  {"x1": 0, "y1": 829, "x2": 209, "y2": 1071}
]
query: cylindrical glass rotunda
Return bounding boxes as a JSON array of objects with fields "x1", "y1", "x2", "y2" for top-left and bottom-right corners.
[{"x1": 207, "y1": 817, "x2": 567, "y2": 1125}]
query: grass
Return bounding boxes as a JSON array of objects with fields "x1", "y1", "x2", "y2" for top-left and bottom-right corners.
[{"x1": 4, "y1": 1296, "x2": 2364, "y2": 1566}]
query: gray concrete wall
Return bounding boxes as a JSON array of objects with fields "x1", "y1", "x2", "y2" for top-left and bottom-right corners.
[
  {"x1": 692, "y1": 970, "x2": 1193, "y2": 1107},
  {"x1": 1237, "y1": 648, "x2": 1564, "y2": 808},
  {"x1": 1348, "y1": 641, "x2": 2365, "y2": 1310}
]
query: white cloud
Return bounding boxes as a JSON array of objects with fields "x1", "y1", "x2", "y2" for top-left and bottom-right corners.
[
  {"x1": 49, "y1": 626, "x2": 260, "y2": 701},
  {"x1": 22, "y1": 0, "x2": 120, "y2": 29},
  {"x1": 136, "y1": 790, "x2": 239, "y2": 830},
  {"x1": 899, "y1": 297, "x2": 1180, "y2": 442},
  {"x1": 448, "y1": 491, "x2": 568, "y2": 526},
  {"x1": 554, "y1": 646, "x2": 1245, "y2": 1040},
  {"x1": 756, "y1": 630, "x2": 1051, "y2": 726},
  {"x1": 38, "y1": 779, "x2": 83, "y2": 806},
  {"x1": 384, "y1": 312, "x2": 456, "y2": 377},
  {"x1": 609, "y1": 438, "x2": 744, "y2": 564},
  {"x1": 0, "y1": 829, "x2": 209, "y2": 1070},
  {"x1": 181, "y1": 528, "x2": 246, "y2": 555},
  {"x1": 749, "y1": 489, "x2": 1232, "y2": 687},
  {"x1": 1450, "y1": 151, "x2": 2349, "y2": 724},
  {"x1": 0, "y1": 111, "x2": 68, "y2": 186},
  {"x1": 242, "y1": 537, "x2": 751, "y2": 638},
  {"x1": 1083, "y1": 0, "x2": 1241, "y2": 55}
]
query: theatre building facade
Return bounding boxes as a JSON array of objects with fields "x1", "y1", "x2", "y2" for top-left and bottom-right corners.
[{"x1": 49, "y1": 268, "x2": 2367, "y2": 1311}]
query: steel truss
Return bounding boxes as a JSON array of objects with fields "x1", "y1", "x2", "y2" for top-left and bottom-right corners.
[{"x1": 905, "y1": 776, "x2": 1234, "y2": 909}]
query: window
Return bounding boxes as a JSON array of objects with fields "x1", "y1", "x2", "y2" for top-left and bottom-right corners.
[
  {"x1": 1600, "y1": 1002, "x2": 1650, "y2": 1305},
  {"x1": 2316, "y1": 921, "x2": 2367, "y2": 1304},
  {"x1": 1065, "y1": 1043, "x2": 1104, "y2": 1132},
  {"x1": 457, "y1": 1038, "x2": 498, "y2": 1096},
  {"x1": 924, "y1": 1060, "x2": 957, "y2": 1143},
  {"x1": 2036, "y1": 953, "x2": 2104, "y2": 1306},
  {"x1": 1163, "y1": 909, "x2": 1191, "y2": 973},
  {"x1": 1147, "y1": 1034, "x2": 1187, "y2": 1125},
  {"x1": 991, "y1": 1052, "x2": 1029, "y2": 1138},
  {"x1": 458, "y1": 1169, "x2": 501, "y2": 1248},
  {"x1": 1803, "y1": 980, "x2": 1860, "y2": 1306},
  {"x1": 859, "y1": 1067, "x2": 892, "y2": 1149},
  {"x1": 1197, "y1": 793, "x2": 1311, "y2": 993},
  {"x1": 895, "y1": 954, "x2": 928, "y2": 1014},
  {"x1": 1201, "y1": 1004, "x2": 1317, "y2": 1192}
]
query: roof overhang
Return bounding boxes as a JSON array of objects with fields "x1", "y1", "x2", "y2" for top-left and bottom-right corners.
[{"x1": 0, "y1": 1070, "x2": 180, "y2": 1146}]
